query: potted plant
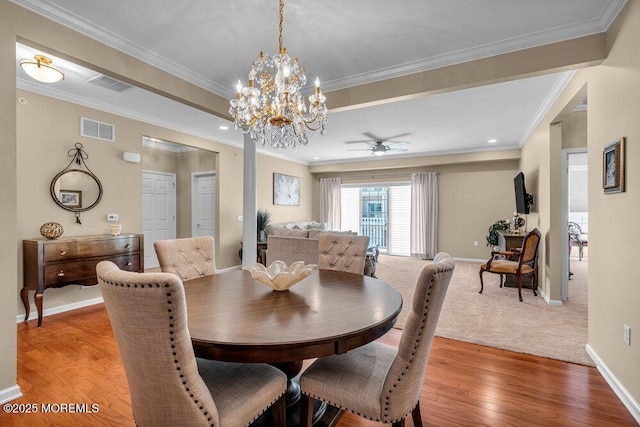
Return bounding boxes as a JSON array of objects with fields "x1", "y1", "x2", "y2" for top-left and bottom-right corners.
[
  {"x1": 486, "y1": 219, "x2": 509, "y2": 247},
  {"x1": 257, "y1": 209, "x2": 271, "y2": 242}
]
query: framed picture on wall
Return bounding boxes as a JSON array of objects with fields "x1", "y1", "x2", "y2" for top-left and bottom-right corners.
[
  {"x1": 273, "y1": 173, "x2": 300, "y2": 206},
  {"x1": 59, "y1": 189, "x2": 82, "y2": 208},
  {"x1": 603, "y1": 137, "x2": 625, "y2": 194}
]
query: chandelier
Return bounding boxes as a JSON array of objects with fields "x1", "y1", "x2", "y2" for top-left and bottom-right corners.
[{"x1": 229, "y1": 0, "x2": 327, "y2": 149}]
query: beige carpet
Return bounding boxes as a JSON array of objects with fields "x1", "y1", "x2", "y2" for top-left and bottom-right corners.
[{"x1": 375, "y1": 252, "x2": 593, "y2": 366}]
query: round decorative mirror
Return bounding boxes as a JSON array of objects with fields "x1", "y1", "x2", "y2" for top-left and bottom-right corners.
[{"x1": 50, "y1": 143, "x2": 103, "y2": 222}]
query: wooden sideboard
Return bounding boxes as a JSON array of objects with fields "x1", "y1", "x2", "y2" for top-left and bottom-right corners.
[{"x1": 22, "y1": 234, "x2": 144, "y2": 327}]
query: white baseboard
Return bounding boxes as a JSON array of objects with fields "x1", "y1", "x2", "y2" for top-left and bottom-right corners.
[
  {"x1": 16, "y1": 297, "x2": 104, "y2": 323},
  {"x1": 453, "y1": 257, "x2": 485, "y2": 263},
  {"x1": 0, "y1": 385, "x2": 23, "y2": 404},
  {"x1": 586, "y1": 344, "x2": 640, "y2": 424},
  {"x1": 537, "y1": 287, "x2": 563, "y2": 306}
]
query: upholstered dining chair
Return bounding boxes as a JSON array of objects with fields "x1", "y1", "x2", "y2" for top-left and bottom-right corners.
[
  {"x1": 479, "y1": 228, "x2": 541, "y2": 302},
  {"x1": 317, "y1": 234, "x2": 370, "y2": 275},
  {"x1": 96, "y1": 261, "x2": 286, "y2": 427},
  {"x1": 154, "y1": 236, "x2": 216, "y2": 281},
  {"x1": 299, "y1": 253, "x2": 456, "y2": 427}
]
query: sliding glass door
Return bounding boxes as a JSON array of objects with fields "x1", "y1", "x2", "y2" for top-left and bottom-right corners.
[{"x1": 341, "y1": 184, "x2": 410, "y2": 256}]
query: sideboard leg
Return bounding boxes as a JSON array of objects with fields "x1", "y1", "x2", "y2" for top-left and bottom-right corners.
[
  {"x1": 20, "y1": 287, "x2": 30, "y2": 322},
  {"x1": 35, "y1": 293, "x2": 44, "y2": 328}
]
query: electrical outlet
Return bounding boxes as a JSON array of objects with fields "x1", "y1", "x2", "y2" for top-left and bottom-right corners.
[
  {"x1": 107, "y1": 213, "x2": 119, "y2": 222},
  {"x1": 624, "y1": 324, "x2": 631, "y2": 345},
  {"x1": 237, "y1": 215, "x2": 243, "y2": 222},
  {"x1": 473, "y1": 240, "x2": 479, "y2": 247}
]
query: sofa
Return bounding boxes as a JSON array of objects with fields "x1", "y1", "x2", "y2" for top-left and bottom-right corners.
[{"x1": 265, "y1": 222, "x2": 369, "y2": 271}]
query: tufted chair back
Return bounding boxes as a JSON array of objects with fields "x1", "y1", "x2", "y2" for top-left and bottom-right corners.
[
  {"x1": 317, "y1": 234, "x2": 370, "y2": 275},
  {"x1": 299, "y1": 253, "x2": 455, "y2": 426},
  {"x1": 96, "y1": 261, "x2": 220, "y2": 426},
  {"x1": 382, "y1": 253, "x2": 455, "y2": 422},
  {"x1": 154, "y1": 236, "x2": 216, "y2": 281}
]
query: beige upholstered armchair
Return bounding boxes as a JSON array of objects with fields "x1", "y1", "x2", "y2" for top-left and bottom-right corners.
[
  {"x1": 299, "y1": 253, "x2": 455, "y2": 427},
  {"x1": 317, "y1": 234, "x2": 370, "y2": 275},
  {"x1": 96, "y1": 261, "x2": 286, "y2": 427},
  {"x1": 154, "y1": 236, "x2": 216, "y2": 281}
]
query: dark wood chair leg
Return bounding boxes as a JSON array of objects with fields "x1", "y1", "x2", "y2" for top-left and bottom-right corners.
[
  {"x1": 499, "y1": 273, "x2": 504, "y2": 288},
  {"x1": 299, "y1": 394, "x2": 313, "y2": 427},
  {"x1": 271, "y1": 394, "x2": 286, "y2": 427},
  {"x1": 412, "y1": 401, "x2": 423, "y2": 427},
  {"x1": 532, "y1": 271, "x2": 538, "y2": 296},
  {"x1": 517, "y1": 275, "x2": 523, "y2": 302},
  {"x1": 479, "y1": 269, "x2": 484, "y2": 294}
]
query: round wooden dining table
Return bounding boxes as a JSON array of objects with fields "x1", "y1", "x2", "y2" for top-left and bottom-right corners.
[{"x1": 184, "y1": 268, "x2": 403, "y2": 426}]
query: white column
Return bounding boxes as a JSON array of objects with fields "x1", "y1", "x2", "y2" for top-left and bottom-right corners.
[{"x1": 242, "y1": 134, "x2": 257, "y2": 268}]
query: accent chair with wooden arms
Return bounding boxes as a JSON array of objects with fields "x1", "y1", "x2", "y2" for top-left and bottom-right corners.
[
  {"x1": 96, "y1": 261, "x2": 286, "y2": 427},
  {"x1": 479, "y1": 228, "x2": 541, "y2": 302},
  {"x1": 299, "y1": 253, "x2": 456, "y2": 427},
  {"x1": 317, "y1": 234, "x2": 370, "y2": 275},
  {"x1": 154, "y1": 236, "x2": 216, "y2": 281}
]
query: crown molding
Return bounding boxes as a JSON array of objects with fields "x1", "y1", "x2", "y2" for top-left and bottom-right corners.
[
  {"x1": 10, "y1": 0, "x2": 627, "y2": 98},
  {"x1": 519, "y1": 70, "x2": 577, "y2": 147}
]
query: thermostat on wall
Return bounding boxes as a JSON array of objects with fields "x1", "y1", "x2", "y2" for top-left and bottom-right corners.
[{"x1": 122, "y1": 151, "x2": 141, "y2": 163}]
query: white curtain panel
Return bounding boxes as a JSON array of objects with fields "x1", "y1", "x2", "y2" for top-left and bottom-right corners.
[
  {"x1": 410, "y1": 172, "x2": 438, "y2": 259},
  {"x1": 320, "y1": 177, "x2": 342, "y2": 231}
]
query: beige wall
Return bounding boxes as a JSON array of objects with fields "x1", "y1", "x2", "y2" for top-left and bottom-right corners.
[
  {"x1": 519, "y1": 0, "x2": 640, "y2": 405},
  {"x1": 562, "y1": 110, "x2": 588, "y2": 150},
  {"x1": 14, "y1": 88, "x2": 310, "y2": 317},
  {"x1": 314, "y1": 156, "x2": 519, "y2": 260}
]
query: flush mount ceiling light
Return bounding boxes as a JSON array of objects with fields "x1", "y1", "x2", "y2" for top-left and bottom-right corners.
[
  {"x1": 229, "y1": 0, "x2": 327, "y2": 149},
  {"x1": 20, "y1": 54, "x2": 65, "y2": 83}
]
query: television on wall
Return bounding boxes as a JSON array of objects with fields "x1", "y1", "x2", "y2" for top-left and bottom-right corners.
[{"x1": 514, "y1": 172, "x2": 534, "y2": 214}]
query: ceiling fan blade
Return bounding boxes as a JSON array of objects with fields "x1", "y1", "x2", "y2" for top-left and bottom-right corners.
[
  {"x1": 347, "y1": 148, "x2": 375, "y2": 152},
  {"x1": 344, "y1": 139, "x2": 374, "y2": 144},
  {"x1": 384, "y1": 140, "x2": 409, "y2": 146},
  {"x1": 383, "y1": 132, "x2": 411, "y2": 141},
  {"x1": 387, "y1": 148, "x2": 409, "y2": 153}
]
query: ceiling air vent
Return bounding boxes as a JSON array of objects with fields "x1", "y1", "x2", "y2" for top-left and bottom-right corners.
[
  {"x1": 81, "y1": 117, "x2": 115, "y2": 142},
  {"x1": 87, "y1": 74, "x2": 133, "y2": 92}
]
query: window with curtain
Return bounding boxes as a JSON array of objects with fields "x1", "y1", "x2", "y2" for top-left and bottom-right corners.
[{"x1": 340, "y1": 183, "x2": 410, "y2": 256}]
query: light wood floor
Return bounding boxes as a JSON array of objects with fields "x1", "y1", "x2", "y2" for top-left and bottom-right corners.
[{"x1": 2, "y1": 304, "x2": 636, "y2": 427}]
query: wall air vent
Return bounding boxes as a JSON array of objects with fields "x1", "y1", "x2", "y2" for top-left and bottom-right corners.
[
  {"x1": 81, "y1": 117, "x2": 115, "y2": 142},
  {"x1": 87, "y1": 74, "x2": 133, "y2": 92}
]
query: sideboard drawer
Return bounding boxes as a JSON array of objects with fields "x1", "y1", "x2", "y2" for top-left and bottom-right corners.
[
  {"x1": 43, "y1": 236, "x2": 139, "y2": 262},
  {"x1": 43, "y1": 254, "x2": 141, "y2": 286},
  {"x1": 22, "y1": 234, "x2": 144, "y2": 327}
]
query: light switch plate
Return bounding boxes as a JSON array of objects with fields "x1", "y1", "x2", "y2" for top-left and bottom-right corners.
[{"x1": 107, "y1": 213, "x2": 119, "y2": 222}]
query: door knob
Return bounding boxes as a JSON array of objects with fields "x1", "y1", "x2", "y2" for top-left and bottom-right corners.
[{"x1": 57, "y1": 270, "x2": 65, "y2": 277}]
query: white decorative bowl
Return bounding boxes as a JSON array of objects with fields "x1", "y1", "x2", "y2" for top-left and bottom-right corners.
[{"x1": 247, "y1": 261, "x2": 317, "y2": 291}]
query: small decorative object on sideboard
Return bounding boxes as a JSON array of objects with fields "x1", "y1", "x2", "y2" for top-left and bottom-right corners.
[
  {"x1": 109, "y1": 224, "x2": 122, "y2": 236},
  {"x1": 247, "y1": 260, "x2": 316, "y2": 291},
  {"x1": 511, "y1": 212, "x2": 526, "y2": 234},
  {"x1": 39, "y1": 222, "x2": 63, "y2": 239},
  {"x1": 256, "y1": 209, "x2": 271, "y2": 242}
]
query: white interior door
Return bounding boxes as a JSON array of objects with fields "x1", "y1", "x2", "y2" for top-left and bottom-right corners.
[
  {"x1": 192, "y1": 172, "x2": 216, "y2": 239},
  {"x1": 142, "y1": 171, "x2": 176, "y2": 269}
]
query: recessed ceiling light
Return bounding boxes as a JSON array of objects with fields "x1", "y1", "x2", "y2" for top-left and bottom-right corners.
[
  {"x1": 488, "y1": 139, "x2": 497, "y2": 143},
  {"x1": 219, "y1": 125, "x2": 229, "y2": 130}
]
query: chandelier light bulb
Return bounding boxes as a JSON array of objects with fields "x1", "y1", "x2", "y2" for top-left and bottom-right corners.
[{"x1": 229, "y1": 0, "x2": 327, "y2": 149}]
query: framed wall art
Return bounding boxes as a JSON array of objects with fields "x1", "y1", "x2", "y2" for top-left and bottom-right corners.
[
  {"x1": 59, "y1": 189, "x2": 82, "y2": 208},
  {"x1": 603, "y1": 137, "x2": 625, "y2": 194},
  {"x1": 273, "y1": 173, "x2": 300, "y2": 205}
]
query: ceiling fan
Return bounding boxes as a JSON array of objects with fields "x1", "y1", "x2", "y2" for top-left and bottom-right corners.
[{"x1": 345, "y1": 132, "x2": 410, "y2": 156}]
